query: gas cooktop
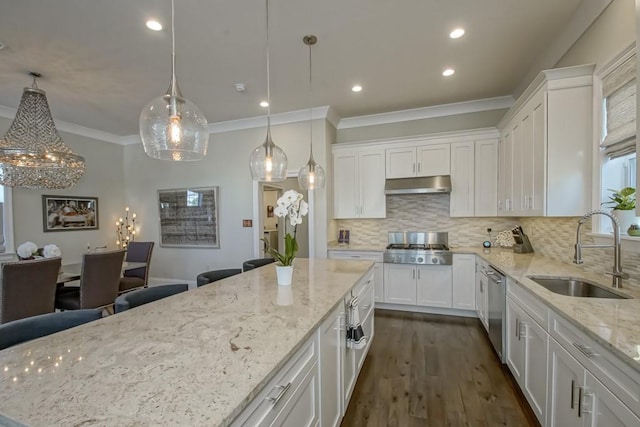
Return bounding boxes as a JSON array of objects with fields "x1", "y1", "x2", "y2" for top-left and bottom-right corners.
[{"x1": 383, "y1": 231, "x2": 452, "y2": 265}]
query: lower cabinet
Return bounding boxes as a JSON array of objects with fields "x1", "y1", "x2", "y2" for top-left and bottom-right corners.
[
  {"x1": 383, "y1": 264, "x2": 453, "y2": 308},
  {"x1": 475, "y1": 260, "x2": 489, "y2": 330},
  {"x1": 452, "y1": 254, "x2": 475, "y2": 310}
]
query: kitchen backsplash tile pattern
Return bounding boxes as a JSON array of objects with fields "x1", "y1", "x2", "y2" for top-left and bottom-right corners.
[{"x1": 335, "y1": 194, "x2": 640, "y2": 289}]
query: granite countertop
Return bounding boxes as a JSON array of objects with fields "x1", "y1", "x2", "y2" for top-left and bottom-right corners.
[
  {"x1": 457, "y1": 246, "x2": 640, "y2": 374},
  {"x1": 0, "y1": 258, "x2": 374, "y2": 427}
]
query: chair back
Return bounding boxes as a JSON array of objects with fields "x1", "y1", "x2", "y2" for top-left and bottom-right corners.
[
  {"x1": 114, "y1": 284, "x2": 189, "y2": 313},
  {"x1": 196, "y1": 269, "x2": 242, "y2": 287},
  {"x1": 0, "y1": 309, "x2": 102, "y2": 350},
  {"x1": 79, "y1": 250, "x2": 126, "y2": 309},
  {"x1": 0, "y1": 257, "x2": 62, "y2": 324},
  {"x1": 123, "y1": 241, "x2": 154, "y2": 283},
  {"x1": 242, "y1": 258, "x2": 275, "y2": 272}
]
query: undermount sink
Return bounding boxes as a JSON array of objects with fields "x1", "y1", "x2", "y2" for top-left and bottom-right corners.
[{"x1": 527, "y1": 276, "x2": 631, "y2": 299}]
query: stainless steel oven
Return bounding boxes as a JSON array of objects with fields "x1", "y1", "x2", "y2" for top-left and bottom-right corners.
[{"x1": 486, "y1": 266, "x2": 506, "y2": 362}]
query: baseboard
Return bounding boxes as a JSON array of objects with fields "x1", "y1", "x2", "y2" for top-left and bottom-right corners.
[{"x1": 375, "y1": 302, "x2": 478, "y2": 318}]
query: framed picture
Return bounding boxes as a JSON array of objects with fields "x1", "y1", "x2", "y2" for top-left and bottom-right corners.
[
  {"x1": 267, "y1": 205, "x2": 274, "y2": 217},
  {"x1": 158, "y1": 186, "x2": 220, "y2": 248},
  {"x1": 338, "y1": 229, "x2": 350, "y2": 244},
  {"x1": 42, "y1": 195, "x2": 99, "y2": 232}
]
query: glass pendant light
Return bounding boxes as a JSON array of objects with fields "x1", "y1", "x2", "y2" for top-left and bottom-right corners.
[
  {"x1": 249, "y1": 0, "x2": 288, "y2": 182},
  {"x1": 139, "y1": 0, "x2": 209, "y2": 161},
  {"x1": 298, "y1": 35, "x2": 325, "y2": 190},
  {"x1": 0, "y1": 72, "x2": 86, "y2": 189}
]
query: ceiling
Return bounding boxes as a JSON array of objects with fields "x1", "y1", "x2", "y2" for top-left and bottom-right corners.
[{"x1": 0, "y1": 0, "x2": 596, "y2": 137}]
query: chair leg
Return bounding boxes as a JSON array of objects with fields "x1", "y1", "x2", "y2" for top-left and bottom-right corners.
[{"x1": 103, "y1": 305, "x2": 114, "y2": 316}]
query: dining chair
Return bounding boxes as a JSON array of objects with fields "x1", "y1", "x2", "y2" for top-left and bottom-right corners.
[
  {"x1": 0, "y1": 257, "x2": 62, "y2": 324},
  {"x1": 55, "y1": 249, "x2": 126, "y2": 312},
  {"x1": 114, "y1": 284, "x2": 189, "y2": 313},
  {"x1": 0, "y1": 309, "x2": 102, "y2": 350},
  {"x1": 119, "y1": 241, "x2": 154, "y2": 293},
  {"x1": 242, "y1": 258, "x2": 275, "y2": 272},
  {"x1": 196, "y1": 269, "x2": 242, "y2": 287}
]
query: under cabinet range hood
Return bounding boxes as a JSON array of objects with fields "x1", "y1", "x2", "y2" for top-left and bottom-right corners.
[{"x1": 384, "y1": 175, "x2": 451, "y2": 195}]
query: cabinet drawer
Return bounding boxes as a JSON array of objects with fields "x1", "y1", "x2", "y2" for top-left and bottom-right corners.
[
  {"x1": 508, "y1": 280, "x2": 548, "y2": 329},
  {"x1": 356, "y1": 308, "x2": 374, "y2": 372},
  {"x1": 232, "y1": 335, "x2": 318, "y2": 426},
  {"x1": 357, "y1": 280, "x2": 375, "y2": 321},
  {"x1": 327, "y1": 250, "x2": 384, "y2": 262},
  {"x1": 353, "y1": 267, "x2": 375, "y2": 297},
  {"x1": 549, "y1": 312, "x2": 640, "y2": 417}
]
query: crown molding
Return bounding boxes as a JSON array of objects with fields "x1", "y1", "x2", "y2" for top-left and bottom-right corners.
[
  {"x1": 336, "y1": 96, "x2": 514, "y2": 130},
  {"x1": 206, "y1": 106, "x2": 332, "y2": 135},
  {"x1": 0, "y1": 105, "x2": 122, "y2": 144}
]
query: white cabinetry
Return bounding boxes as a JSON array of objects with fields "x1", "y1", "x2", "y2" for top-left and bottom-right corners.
[
  {"x1": 498, "y1": 64, "x2": 594, "y2": 217},
  {"x1": 386, "y1": 143, "x2": 450, "y2": 178},
  {"x1": 451, "y1": 254, "x2": 475, "y2": 310},
  {"x1": 319, "y1": 307, "x2": 343, "y2": 427},
  {"x1": 333, "y1": 147, "x2": 386, "y2": 219},
  {"x1": 475, "y1": 260, "x2": 489, "y2": 331},
  {"x1": 450, "y1": 139, "x2": 499, "y2": 217},
  {"x1": 383, "y1": 264, "x2": 452, "y2": 308}
]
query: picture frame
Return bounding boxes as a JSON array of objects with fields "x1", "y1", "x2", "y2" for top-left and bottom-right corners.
[
  {"x1": 267, "y1": 205, "x2": 274, "y2": 217},
  {"x1": 338, "y1": 229, "x2": 350, "y2": 245},
  {"x1": 42, "y1": 195, "x2": 99, "y2": 232},
  {"x1": 158, "y1": 186, "x2": 220, "y2": 248}
]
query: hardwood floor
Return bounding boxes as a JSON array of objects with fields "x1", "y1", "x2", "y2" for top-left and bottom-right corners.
[{"x1": 342, "y1": 309, "x2": 539, "y2": 427}]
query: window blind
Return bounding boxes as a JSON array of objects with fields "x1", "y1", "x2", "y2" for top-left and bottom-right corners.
[{"x1": 601, "y1": 54, "x2": 636, "y2": 159}]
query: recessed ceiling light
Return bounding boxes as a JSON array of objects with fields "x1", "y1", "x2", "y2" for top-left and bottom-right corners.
[
  {"x1": 352, "y1": 85, "x2": 363, "y2": 93},
  {"x1": 442, "y1": 68, "x2": 455, "y2": 77},
  {"x1": 449, "y1": 28, "x2": 465, "y2": 39},
  {"x1": 146, "y1": 20, "x2": 163, "y2": 31},
  {"x1": 260, "y1": 101, "x2": 269, "y2": 107}
]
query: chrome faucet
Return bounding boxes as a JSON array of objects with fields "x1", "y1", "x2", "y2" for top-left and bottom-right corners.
[{"x1": 574, "y1": 210, "x2": 629, "y2": 288}]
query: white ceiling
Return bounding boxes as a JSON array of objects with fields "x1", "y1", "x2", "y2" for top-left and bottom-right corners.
[{"x1": 0, "y1": 0, "x2": 599, "y2": 137}]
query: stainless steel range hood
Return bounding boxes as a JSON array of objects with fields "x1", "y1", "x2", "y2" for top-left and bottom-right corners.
[{"x1": 384, "y1": 175, "x2": 451, "y2": 195}]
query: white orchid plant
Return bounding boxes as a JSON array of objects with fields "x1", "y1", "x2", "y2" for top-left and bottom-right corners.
[
  {"x1": 263, "y1": 190, "x2": 309, "y2": 266},
  {"x1": 17, "y1": 241, "x2": 62, "y2": 260}
]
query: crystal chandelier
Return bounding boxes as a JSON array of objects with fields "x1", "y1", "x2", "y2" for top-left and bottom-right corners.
[
  {"x1": 298, "y1": 35, "x2": 325, "y2": 190},
  {"x1": 139, "y1": 0, "x2": 209, "y2": 161},
  {"x1": 249, "y1": 0, "x2": 288, "y2": 182},
  {"x1": 0, "y1": 72, "x2": 86, "y2": 189}
]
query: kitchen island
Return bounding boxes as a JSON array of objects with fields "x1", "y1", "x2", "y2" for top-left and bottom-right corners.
[{"x1": 0, "y1": 258, "x2": 374, "y2": 426}]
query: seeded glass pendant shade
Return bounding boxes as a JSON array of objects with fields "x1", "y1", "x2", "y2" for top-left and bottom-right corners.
[
  {"x1": 139, "y1": 0, "x2": 209, "y2": 161},
  {"x1": 249, "y1": 0, "x2": 288, "y2": 182},
  {"x1": 0, "y1": 72, "x2": 86, "y2": 189},
  {"x1": 298, "y1": 35, "x2": 325, "y2": 190}
]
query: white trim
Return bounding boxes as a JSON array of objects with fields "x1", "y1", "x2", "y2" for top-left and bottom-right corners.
[
  {"x1": 595, "y1": 42, "x2": 636, "y2": 79},
  {"x1": 207, "y1": 106, "x2": 332, "y2": 135},
  {"x1": 514, "y1": 0, "x2": 613, "y2": 98},
  {"x1": 0, "y1": 105, "x2": 122, "y2": 144},
  {"x1": 337, "y1": 96, "x2": 514, "y2": 130},
  {"x1": 375, "y1": 303, "x2": 477, "y2": 318},
  {"x1": 2, "y1": 186, "x2": 14, "y2": 255}
]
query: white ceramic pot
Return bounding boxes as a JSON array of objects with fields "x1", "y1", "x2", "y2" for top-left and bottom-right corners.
[
  {"x1": 275, "y1": 265, "x2": 293, "y2": 286},
  {"x1": 612, "y1": 209, "x2": 638, "y2": 235}
]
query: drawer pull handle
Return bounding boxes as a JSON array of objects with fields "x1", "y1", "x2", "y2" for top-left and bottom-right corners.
[
  {"x1": 570, "y1": 379, "x2": 576, "y2": 409},
  {"x1": 572, "y1": 342, "x2": 595, "y2": 358},
  {"x1": 577, "y1": 386, "x2": 583, "y2": 418},
  {"x1": 363, "y1": 304, "x2": 371, "y2": 310},
  {"x1": 266, "y1": 382, "x2": 292, "y2": 405}
]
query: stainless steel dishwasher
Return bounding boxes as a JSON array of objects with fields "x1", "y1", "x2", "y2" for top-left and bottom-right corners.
[{"x1": 486, "y1": 266, "x2": 506, "y2": 362}]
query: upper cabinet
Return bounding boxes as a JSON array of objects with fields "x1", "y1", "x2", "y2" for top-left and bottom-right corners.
[
  {"x1": 385, "y1": 143, "x2": 450, "y2": 178},
  {"x1": 333, "y1": 147, "x2": 386, "y2": 219},
  {"x1": 498, "y1": 64, "x2": 594, "y2": 217}
]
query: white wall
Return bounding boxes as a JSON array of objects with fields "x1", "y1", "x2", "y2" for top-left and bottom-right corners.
[
  {"x1": 0, "y1": 116, "x2": 126, "y2": 265},
  {"x1": 122, "y1": 119, "x2": 328, "y2": 282}
]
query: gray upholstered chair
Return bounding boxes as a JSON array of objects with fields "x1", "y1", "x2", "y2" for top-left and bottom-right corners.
[
  {"x1": 242, "y1": 258, "x2": 275, "y2": 272},
  {"x1": 0, "y1": 257, "x2": 62, "y2": 324},
  {"x1": 55, "y1": 249, "x2": 126, "y2": 311},
  {"x1": 119, "y1": 241, "x2": 154, "y2": 293},
  {"x1": 114, "y1": 284, "x2": 189, "y2": 313},
  {"x1": 196, "y1": 269, "x2": 242, "y2": 287},
  {"x1": 0, "y1": 309, "x2": 102, "y2": 350}
]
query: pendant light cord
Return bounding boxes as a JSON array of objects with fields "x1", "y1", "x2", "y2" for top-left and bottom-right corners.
[
  {"x1": 171, "y1": 0, "x2": 176, "y2": 87},
  {"x1": 308, "y1": 38, "x2": 313, "y2": 159},
  {"x1": 265, "y1": 0, "x2": 272, "y2": 130}
]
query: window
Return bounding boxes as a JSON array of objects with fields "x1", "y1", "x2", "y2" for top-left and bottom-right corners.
[{"x1": 598, "y1": 48, "x2": 637, "y2": 234}]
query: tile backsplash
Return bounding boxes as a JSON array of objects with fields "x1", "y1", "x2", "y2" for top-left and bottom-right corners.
[{"x1": 336, "y1": 194, "x2": 640, "y2": 288}]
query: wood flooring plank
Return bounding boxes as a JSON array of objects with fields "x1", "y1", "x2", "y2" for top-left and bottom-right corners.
[{"x1": 342, "y1": 309, "x2": 538, "y2": 427}]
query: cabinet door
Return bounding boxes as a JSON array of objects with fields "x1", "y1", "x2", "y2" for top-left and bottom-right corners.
[
  {"x1": 319, "y1": 310, "x2": 343, "y2": 427},
  {"x1": 511, "y1": 119, "x2": 524, "y2": 216},
  {"x1": 529, "y1": 93, "x2": 545, "y2": 216},
  {"x1": 272, "y1": 366, "x2": 319, "y2": 427},
  {"x1": 452, "y1": 254, "x2": 475, "y2": 310},
  {"x1": 584, "y1": 371, "x2": 640, "y2": 427},
  {"x1": 359, "y1": 149, "x2": 386, "y2": 218},
  {"x1": 342, "y1": 299, "x2": 357, "y2": 410},
  {"x1": 475, "y1": 269, "x2": 483, "y2": 320},
  {"x1": 383, "y1": 264, "x2": 416, "y2": 305},
  {"x1": 506, "y1": 297, "x2": 525, "y2": 385},
  {"x1": 523, "y1": 311, "x2": 548, "y2": 424},
  {"x1": 417, "y1": 144, "x2": 450, "y2": 176},
  {"x1": 547, "y1": 338, "x2": 584, "y2": 427},
  {"x1": 373, "y1": 262, "x2": 384, "y2": 303},
  {"x1": 385, "y1": 147, "x2": 416, "y2": 178},
  {"x1": 333, "y1": 152, "x2": 359, "y2": 218},
  {"x1": 500, "y1": 130, "x2": 514, "y2": 215},
  {"x1": 475, "y1": 139, "x2": 498, "y2": 216},
  {"x1": 519, "y1": 107, "x2": 534, "y2": 214},
  {"x1": 416, "y1": 265, "x2": 452, "y2": 308},
  {"x1": 450, "y1": 141, "x2": 475, "y2": 217}
]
